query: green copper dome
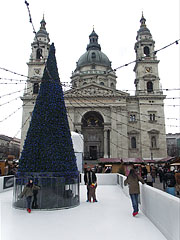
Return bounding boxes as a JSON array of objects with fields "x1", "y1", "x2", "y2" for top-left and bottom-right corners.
[
  {"x1": 77, "y1": 50, "x2": 111, "y2": 67},
  {"x1": 76, "y1": 29, "x2": 112, "y2": 69}
]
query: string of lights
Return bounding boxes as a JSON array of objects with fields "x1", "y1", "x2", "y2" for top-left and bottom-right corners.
[
  {"x1": 66, "y1": 98, "x2": 130, "y2": 151},
  {"x1": 66, "y1": 86, "x2": 180, "y2": 121},
  {"x1": 13, "y1": 114, "x2": 31, "y2": 139},
  {"x1": 0, "y1": 90, "x2": 33, "y2": 107},
  {"x1": 0, "y1": 82, "x2": 25, "y2": 85},
  {"x1": 0, "y1": 77, "x2": 27, "y2": 82},
  {"x1": 110, "y1": 39, "x2": 180, "y2": 73},
  {"x1": 0, "y1": 96, "x2": 36, "y2": 123},
  {"x1": 0, "y1": 86, "x2": 31, "y2": 99},
  {"x1": 73, "y1": 92, "x2": 180, "y2": 129},
  {"x1": 68, "y1": 93, "x2": 167, "y2": 138},
  {"x1": 25, "y1": 1, "x2": 40, "y2": 48},
  {"x1": 119, "y1": 88, "x2": 180, "y2": 92},
  {"x1": 0, "y1": 96, "x2": 21, "y2": 107},
  {"x1": 0, "y1": 73, "x2": 180, "y2": 93}
]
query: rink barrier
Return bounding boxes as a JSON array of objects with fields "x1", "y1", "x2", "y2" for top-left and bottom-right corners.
[
  {"x1": 0, "y1": 175, "x2": 14, "y2": 193},
  {"x1": 117, "y1": 174, "x2": 180, "y2": 240},
  {"x1": 13, "y1": 174, "x2": 80, "y2": 210},
  {"x1": 80, "y1": 173, "x2": 117, "y2": 185}
]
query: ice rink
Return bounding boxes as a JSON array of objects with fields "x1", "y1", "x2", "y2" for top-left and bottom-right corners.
[{"x1": 0, "y1": 185, "x2": 167, "y2": 240}]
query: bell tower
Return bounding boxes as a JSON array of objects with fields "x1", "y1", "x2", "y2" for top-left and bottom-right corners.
[
  {"x1": 134, "y1": 13, "x2": 163, "y2": 96},
  {"x1": 133, "y1": 13, "x2": 167, "y2": 160},
  {"x1": 20, "y1": 16, "x2": 50, "y2": 151},
  {"x1": 27, "y1": 16, "x2": 50, "y2": 95}
]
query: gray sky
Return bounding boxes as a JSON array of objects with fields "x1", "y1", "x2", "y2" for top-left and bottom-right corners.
[{"x1": 0, "y1": 0, "x2": 179, "y2": 139}]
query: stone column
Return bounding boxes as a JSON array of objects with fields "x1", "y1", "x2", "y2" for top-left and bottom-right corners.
[{"x1": 104, "y1": 129, "x2": 108, "y2": 158}]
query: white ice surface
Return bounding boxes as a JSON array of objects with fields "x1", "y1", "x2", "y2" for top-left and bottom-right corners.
[{"x1": 0, "y1": 185, "x2": 167, "y2": 240}]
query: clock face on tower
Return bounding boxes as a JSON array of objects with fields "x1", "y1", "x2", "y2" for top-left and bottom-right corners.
[
  {"x1": 145, "y1": 67, "x2": 152, "y2": 73},
  {"x1": 34, "y1": 68, "x2": 41, "y2": 75}
]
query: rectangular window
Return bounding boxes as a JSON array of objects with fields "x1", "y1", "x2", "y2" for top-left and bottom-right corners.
[
  {"x1": 129, "y1": 114, "x2": 136, "y2": 122},
  {"x1": 148, "y1": 112, "x2": 156, "y2": 122}
]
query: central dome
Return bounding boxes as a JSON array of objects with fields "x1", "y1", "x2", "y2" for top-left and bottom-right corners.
[
  {"x1": 76, "y1": 29, "x2": 112, "y2": 69},
  {"x1": 77, "y1": 49, "x2": 111, "y2": 67}
]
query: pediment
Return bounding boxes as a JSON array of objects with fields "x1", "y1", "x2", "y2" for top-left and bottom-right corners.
[
  {"x1": 64, "y1": 83, "x2": 129, "y2": 98},
  {"x1": 143, "y1": 74, "x2": 156, "y2": 79}
]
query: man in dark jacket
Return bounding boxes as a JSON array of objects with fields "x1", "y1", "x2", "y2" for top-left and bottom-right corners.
[
  {"x1": 164, "y1": 171, "x2": 176, "y2": 196},
  {"x1": 84, "y1": 166, "x2": 97, "y2": 202}
]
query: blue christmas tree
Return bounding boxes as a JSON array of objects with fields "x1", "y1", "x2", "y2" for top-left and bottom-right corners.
[{"x1": 18, "y1": 43, "x2": 78, "y2": 180}]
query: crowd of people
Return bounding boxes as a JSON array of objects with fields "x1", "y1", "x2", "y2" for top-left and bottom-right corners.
[
  {"x1": 0, "y1": 160, "x2": 18, "y2": 176},
  {"x1": 140, "y1": 164, "x2": 180, "y2": 196}
]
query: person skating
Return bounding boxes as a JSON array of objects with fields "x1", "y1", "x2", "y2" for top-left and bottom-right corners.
[
  {"x1": 84, "y1": 166, "x2": 97, "y2": 202},
  {"x1": 124, "y1": 168, "x2": 144, "y2": 216},
  {"x1": 19, "y1": 179, "x2": 40, "y2": 213}
]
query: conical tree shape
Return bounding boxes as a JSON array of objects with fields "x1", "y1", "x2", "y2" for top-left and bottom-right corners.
[{"x1": 18, "y1": 43, "x2": 78, "y2": 179}]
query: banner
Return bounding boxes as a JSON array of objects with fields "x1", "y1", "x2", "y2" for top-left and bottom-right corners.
[{"x1": 3, "y1": 176, "x2": 14, "y2": 189}]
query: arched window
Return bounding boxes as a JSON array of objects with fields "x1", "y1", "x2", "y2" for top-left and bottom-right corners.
[
  {"x1": 149, "y1": 113, "x2": 156, "y2": 121},
  {"x1": 100, "y1": 82, "x2": 104, "y2": 86},
  {"x1": 111, "y1": 83, "x2": 114, "y2": 88},
  {"x1": 131, "y1": 137, "x2": 136, "y2": 149},
  {"x1": 91, "y1": 52, "x2": 96, "y2": 58},
  {"x1": 36, "y1": 48, "x2": 42, "y2": 59},
  {"x1": 83, "y1": 82, "x2": 87, "y2": 85},
  {"x1": 147, "y1": 81, "x2": 153, "y2": 92},
  {"x1": 151, "y1": 136, "x2": 157, "y2": 148},
  {"x1": 144, "y1": 46, "x2": 150, "y2": 57},
  {"x1": 33, "y1": 83, "x2": 39, "y2": 94}
]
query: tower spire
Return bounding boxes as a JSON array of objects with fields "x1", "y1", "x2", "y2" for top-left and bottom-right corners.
[
  {"x1": 40, "y1": 15, "x2": 46, "y2": 30},
  {"x1": 140, "y1": 11, "x2": 146, "y2": 28}
]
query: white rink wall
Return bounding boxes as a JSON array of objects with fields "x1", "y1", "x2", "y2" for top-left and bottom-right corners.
[
  {"x1": 117, "y1": 174, "x2": 180, "y2": 240},
  {"x1": 140, "y1": 183, "x2": 180, "y2": 240},
  {"x1": 80, "y1": 173, "x2": 117, "y2": 185}
]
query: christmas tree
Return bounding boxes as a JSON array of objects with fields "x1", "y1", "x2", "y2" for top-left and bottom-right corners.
[{"x1": 18, "y1": 43, "x2": 78, "y2": 180}]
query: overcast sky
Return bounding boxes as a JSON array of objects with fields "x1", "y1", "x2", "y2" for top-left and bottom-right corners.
[{"x1": 0, "y1": 0, "x2": 179, "y2": 139}]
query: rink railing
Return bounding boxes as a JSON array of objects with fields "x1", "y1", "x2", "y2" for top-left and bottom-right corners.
[{"x1": 117, "y1": 174, "x2": 180, "y2": 240}]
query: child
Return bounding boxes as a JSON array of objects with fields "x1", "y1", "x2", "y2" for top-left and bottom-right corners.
[{"x1": 19, "y1": 179, "x2": 40, "y2": 213}]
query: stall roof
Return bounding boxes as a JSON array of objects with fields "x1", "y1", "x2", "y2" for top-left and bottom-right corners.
[
  {"x1": 99, "y1": 158, "x2": 143, "y2": 163},
  {"x1": 156, "y1": 157, "x2": 175, "y2": 162},
  {"x1": 99, "y1": 158, "x2": 174, "y2": 163}
]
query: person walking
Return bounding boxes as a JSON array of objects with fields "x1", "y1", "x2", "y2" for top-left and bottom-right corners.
[
  {"x1": 158, "y1": 166, "x2": 163, "y2": 183},
  {"x1": 19, "y1": 179, "x2": 40, "y2": 213},
  {"x1": 124, "y1": 168, "x2": 145, "y2": 216},
  {"x1": 146, "y1": 172, "x2": 153, "y2": 187},
  {"x1": 164, "y1": 170, "x2": 176, "y2": 196},
  {"x1": 84, "y1": 166, "x2": 97, "y2": 202},
  {"x1": 151, "y1": 166, "x2": 156, "y2": 183}
]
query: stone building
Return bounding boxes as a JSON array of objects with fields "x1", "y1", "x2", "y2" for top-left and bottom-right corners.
[
  {"x1": 21, "y1": 14, "x2": 167, "y2": 162},
  {"x1": 0, "y1": 135, "x2": 20, "y2": 159},
  {"x1": 166, "y1": 133, "x2": 180, "y2": 157}
]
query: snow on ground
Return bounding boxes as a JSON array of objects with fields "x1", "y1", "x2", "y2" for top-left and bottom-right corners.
[{"x1": 0, "y1": 185, "x2": 167, "y2": 240}]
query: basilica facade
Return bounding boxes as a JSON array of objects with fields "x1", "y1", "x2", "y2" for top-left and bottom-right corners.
[{"x1": 21, "y1": 15, "x2": 167, "y2": 162}]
